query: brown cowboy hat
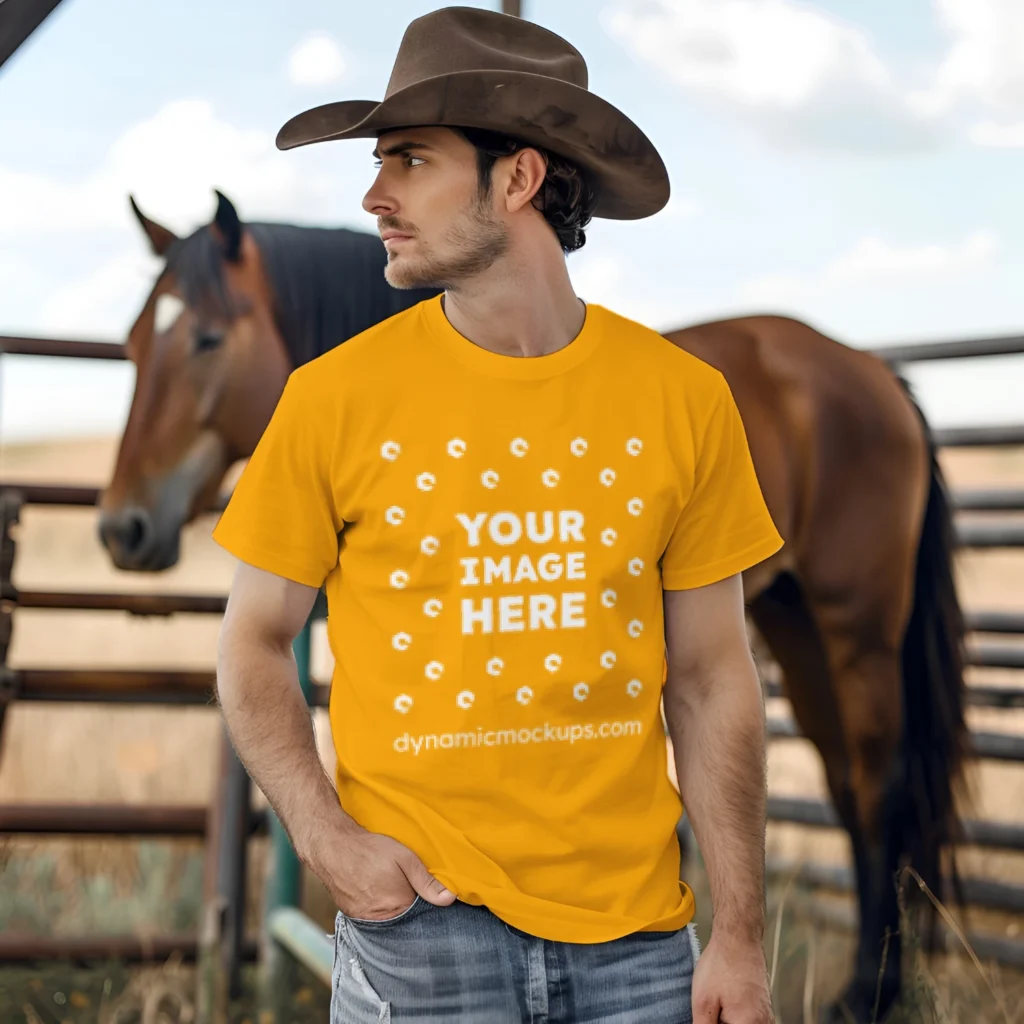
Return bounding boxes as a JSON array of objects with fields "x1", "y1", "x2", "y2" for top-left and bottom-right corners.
[{"x1": 276, "y1": 6, "x2": 670, "y2": 220}]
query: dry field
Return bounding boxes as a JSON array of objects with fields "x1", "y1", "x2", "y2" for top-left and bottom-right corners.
[{"x1": 1, "y1": 434, "x2": 1022, "y2": 1020}]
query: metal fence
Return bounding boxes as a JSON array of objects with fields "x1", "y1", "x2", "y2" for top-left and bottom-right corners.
[
  {"x1": 1, "y1": 327, "x2": 1022, "y2": 983},
  {"x1": 760, "y1": 330, "x2": 1024, "y2": 962},
  {"x1": 0, "y1": 338, "x2": 324, "y2": 1005}
]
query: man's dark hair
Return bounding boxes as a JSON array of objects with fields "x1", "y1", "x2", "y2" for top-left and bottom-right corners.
[{"x1": 454, "y1": 126, "x2": 597, "y2": 254}]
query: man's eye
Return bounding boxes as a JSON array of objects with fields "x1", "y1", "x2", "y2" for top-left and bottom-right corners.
[
  {"x1": 373, "y1": 159, "x2": 383, "y2": 169},
  {"x1": 406, "y1": 155, "x2": 425, "y2": 167}
]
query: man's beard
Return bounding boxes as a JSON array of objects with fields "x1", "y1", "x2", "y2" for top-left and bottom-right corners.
[{"x1": 384, "y1": 195, "x2": 509, "y2": 291}]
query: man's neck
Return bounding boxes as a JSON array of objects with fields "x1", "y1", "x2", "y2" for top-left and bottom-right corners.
[{"x1": 441, "y1": 245, "x2": 586, "y2": 359}]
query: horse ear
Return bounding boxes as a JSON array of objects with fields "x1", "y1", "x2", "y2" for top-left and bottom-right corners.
[
  {"x1": 129, "y1": 195, "x2": 179, "y2": 257},
  {"x1": 212, "y1": 189, "x2": 243, "y2": 264}
]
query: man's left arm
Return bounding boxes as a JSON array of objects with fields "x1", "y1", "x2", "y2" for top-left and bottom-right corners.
[{"x1": 663, "y1": 572, "x2": 774, "y2": 1024}]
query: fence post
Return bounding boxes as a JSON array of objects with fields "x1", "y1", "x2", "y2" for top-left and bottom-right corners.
[
  {"x1": 260, "y1": 616, "x2": 315, "y2": 1016},
  {"x1": 196, "y1": 726, "x2": 251, "y2": 1023},
  {"x1": 0, "y1": 490, "x2": 23, "y2": 764}
]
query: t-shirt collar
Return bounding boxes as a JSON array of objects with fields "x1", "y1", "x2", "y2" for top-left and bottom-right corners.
[{"x1": 421, "y1": 294, "x2": 604, "y2": 380}]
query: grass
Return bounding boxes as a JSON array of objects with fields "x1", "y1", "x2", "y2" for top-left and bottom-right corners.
[
  {"x1": 2, "y1": 835, "x2": 1024, "y2": 1022},
  {"x1": 0, "y1": 839, "x2": 205, "y2": 938},
  {"x1": 0, "y1": 960, "x2": 331, "y2": 1024},
  {"x1": 708, "y1": 859, "x2": 1024, "y2": 1023}
]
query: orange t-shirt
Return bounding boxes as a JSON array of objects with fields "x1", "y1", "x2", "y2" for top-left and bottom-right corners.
[{"x1": 211, "y1": 295, "x2": 783, "y2": 942}]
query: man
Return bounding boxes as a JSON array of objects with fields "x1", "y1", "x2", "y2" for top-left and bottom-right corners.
[{"x1": 213, "y1": 7, "x2": 783, "y2": 1023}]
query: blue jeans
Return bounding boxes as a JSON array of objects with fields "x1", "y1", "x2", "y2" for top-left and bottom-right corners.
[{"x1": 331, "y1": 895, "x2": 700, "y2": 1023}]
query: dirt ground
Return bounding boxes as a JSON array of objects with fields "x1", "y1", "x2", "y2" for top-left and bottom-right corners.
[{"x1": 1, "y1": 434, "x2": 1022, "y2": 1019}]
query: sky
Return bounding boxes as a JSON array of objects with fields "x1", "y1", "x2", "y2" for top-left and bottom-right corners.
[{"x1": 1, "y1": 0, "x2": 1023, "y2": 441}]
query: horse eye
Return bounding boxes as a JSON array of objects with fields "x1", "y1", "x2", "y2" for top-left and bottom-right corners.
[{"x1": 194, "y1": 329, "x2": 224, "y2": 353}]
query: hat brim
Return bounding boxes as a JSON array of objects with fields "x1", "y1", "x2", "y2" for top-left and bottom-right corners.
[{"x1": 276, "y1": 69, "x2": 670, "y2": 220}]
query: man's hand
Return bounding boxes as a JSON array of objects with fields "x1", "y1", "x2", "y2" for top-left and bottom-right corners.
[
  {"x1": 692, "y1": 935, "x2": 774, "y2": 1024},
  {"x1": 305, "y1": 816, "x2": 457, "y2": 921}
]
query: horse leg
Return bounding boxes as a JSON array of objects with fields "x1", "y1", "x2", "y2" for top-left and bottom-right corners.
[
  {"x1": 750, "y1": 575, "x2": 905, "y2": 1023},
  {"x1": 746, "y1": 575, "x2": 863, "y2": 993},
  {"x1": 812, "y1": 623, "x2": 905, "y2": 1023}
]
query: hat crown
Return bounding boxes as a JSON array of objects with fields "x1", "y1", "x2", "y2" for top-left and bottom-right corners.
[{"x1": 384, "y1": 6, "x2": 588, "y2": 98}]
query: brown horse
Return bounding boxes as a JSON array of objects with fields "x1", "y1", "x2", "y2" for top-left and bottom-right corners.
[
  {"x1": 98, "y1": 191, "x2": 436, "y2": 570},
  {"x1": 664, "y1": 319, "x2": 966, "y2": 1022},
  {"x1": 100, "y1": 192, "x2": 966, "y2": 1023}
]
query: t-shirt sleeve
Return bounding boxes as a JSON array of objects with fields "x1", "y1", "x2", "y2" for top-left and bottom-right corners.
[
  {"x1": 211, "y1": 369, "x2": 343, "y2": 588},
  {"x1": 660, "y1": 375, "x2": 784, "y2": 590}
]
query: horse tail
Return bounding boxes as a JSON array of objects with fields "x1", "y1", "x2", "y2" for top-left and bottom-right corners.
[{"x1": 894, "y1": 376, "x2": 969, "y2": 922}]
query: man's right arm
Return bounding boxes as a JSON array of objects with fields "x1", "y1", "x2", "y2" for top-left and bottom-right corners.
[
  {"x1": 216, "y1": 560, "x2": 342, "y2": 860},
  {"x1": 216, "y1": 560, "x2": 455, "y2": 918}
]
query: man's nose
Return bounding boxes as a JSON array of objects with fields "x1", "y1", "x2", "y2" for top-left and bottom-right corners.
[{"x1": 362, "y1": 177, "x2": 398, "y2": 217}]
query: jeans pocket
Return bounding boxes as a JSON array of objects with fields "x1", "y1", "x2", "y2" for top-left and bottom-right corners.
[
  {"x1": 686, "y1": 921, "x2": 701, "y2": 963},
  {"x1": 332, "y1": 911, "x2": 342, "y2": 978},
  {"x1": 332, "y1": 943, "x2": 391, "y2": 1024},
  {"x1": 342, "y1": 894, "x2": 428, "y2": 928}
]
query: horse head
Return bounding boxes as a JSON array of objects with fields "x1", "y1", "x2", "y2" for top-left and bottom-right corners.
[{"x1": 98, "y1": 191, "x2": 293, "y2": 571}]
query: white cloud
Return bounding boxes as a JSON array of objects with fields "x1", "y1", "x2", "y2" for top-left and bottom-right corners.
[
  {"x1": 602, "y1": 0, "x2": 1024, "y2": 150},
  {"x1": 920, "y1": 0, "x2": 1024, "y2": 117},
  {"x1": 604, "y1": 0, "x2": 884, "y2": 108},
  {"x1": 1, "y1": 358, "x2": 135, "y2": 442},
  {"x1": 572, "y1": 255, "x2": 622, "y2": 300},
  {"x1": 660, "y1": 195, "x2": 701, "y2": 219},
  {"x1": 570, "y1": 252, "x2": 690, "y2": 329},
  {"x1": 0, "y1": 98, "x2": 333, "y2": 241},
  {"x1": 830, "y1": 230, "x2": 997, "y2": 280},
  {"x1": 602, "y1": 0, "x2": 936, "y2": 151},
  {"x1": 739, "y1": 229, "x2": 998, "y2": 303},
  {"x1": 968, "y1": 119, "x2": 1024, "y2": 148},
  {"x1": 36, "y1": 253, "x2": 161, "y2": 337},
  {"x1": 287, "y1": 33, "x2": 346, "y2": 87},
  {"x1": 738, "y1": 272, "x2": 808, "y2": 305}
]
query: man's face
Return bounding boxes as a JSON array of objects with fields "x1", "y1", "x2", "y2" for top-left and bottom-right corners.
[{"x1": 362, "y1": 126, "x2": 509, "y2": 290}]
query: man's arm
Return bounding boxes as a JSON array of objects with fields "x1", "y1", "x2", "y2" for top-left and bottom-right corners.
[
  {"x1": 663, "y1": 572, "x2": 773, "y2": 1024},
  {"x1": 216, "y1": 561, "x2": 339, "y2": 856},
  {"x1": 216, "y1": 560, "x2": 455, "y2": 918}
]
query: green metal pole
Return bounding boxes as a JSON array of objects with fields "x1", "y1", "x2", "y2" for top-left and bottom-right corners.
[
  {"x1": 267, "y1": 907, "x2": 334, "y2": 986},
  {"x1": 260, "y1": 615, "x2": 315, "y2": 1015},
  {"x1": 267, "y1": 621, "x2": 313, "y2": 912}
]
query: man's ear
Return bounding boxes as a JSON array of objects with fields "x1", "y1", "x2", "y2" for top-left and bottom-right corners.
[{"x1": 505, "y1": 147, "x2": 548, "y2": 213}]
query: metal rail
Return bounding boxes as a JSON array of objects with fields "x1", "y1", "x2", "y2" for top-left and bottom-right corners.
[
  {"x1": 965, "y1": 641, "x2": 1024, "y2": 669},
  {"x1": 0, "y1": 802, "x2": 267, "y2": 836},
  {"x1": 3, "y1": 667, "x2": 218, "y2": 704},
  {"x1": 0, "y1": 481, "x2": 229, "y2": 512},
  {"x1": 953, "y1": 488, "x2": 1024, "y2": 511},
  {"x1": 872, "y1": 333, "x2": 1024, "y2": 364},
  {"x1": 767, "y1": 795, "x2": 1024, "y2": 852},
  {"x1": 934, "y1": 424, "x2": 1024, "y2": 447},
  {"x1": 765, "y1": 679, "x2": 1024, "y2": 710},
  {"x1": 10, "y1": 328, "x2": 1017, "y2": 365},
  {"x1": 767, "y1": 857, "x2": 1024, "y2": 916},
  {"x1": 797, "y1": 898, "x2": 1024, "y2": 970},
  {"x1": 3, "y1": 480, "x2": 1023, "y2": 519},
  {"x1": 767, "y1": 716, "x2": 1024, "y2": 762},
  {"x1": 969, "y1": 610, "x2": 1024, "y2": 633},
  {"x1": 969, "y1": 642, "x2": 1024, "y2": 670},
  {"x1": 956, "y1": 522, "x2": 1024, "y2": 547},
  {"x1": 7, "y1": 581, "x2": 1020, "y2": 637},
  {"x1": 2, "y1": 667, "x2": 330, "y2": 707},
  {"x1": 14, "y1": 589, "x2": 229, "y2": 615},
  {"x1": 267, "y1": 907, "x2": 334, "y2": 987},
  {"x1": 0, "y1": 335, "x2": 127, "y2": 360},
  {"x1": 0, "y1": 933, "x2": 259, "y2": 964}
]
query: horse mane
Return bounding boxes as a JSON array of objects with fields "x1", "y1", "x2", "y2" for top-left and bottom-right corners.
[{"x1": 165, "y1": 222, "x2": 438, "y2": 368}]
